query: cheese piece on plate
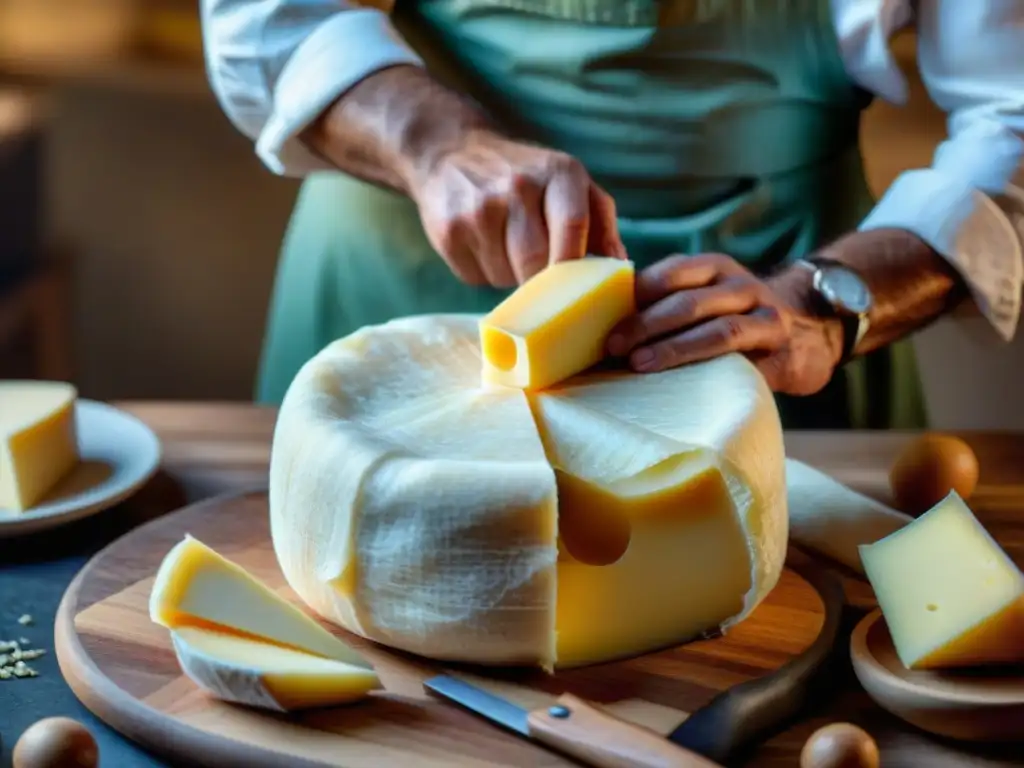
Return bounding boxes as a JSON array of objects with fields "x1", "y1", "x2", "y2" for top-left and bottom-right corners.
[
  {"x1": 860, "y1": 492, "x2": 1024, "y2": 670},
  {"x1": 479, "y1": 256, "x2": 634, "y2": 390},
  {"x1": 150, "y1": 535, "x2": 370, "y2": 668},
  {"x1": 269, "y1": 313, "x2": 788, "y2": 670},
  {"x1": 785, "y1": 458, "x2": 911, "y2": 574},
  {"x1": 0, "y1": 381, "x2": 79, "y2": 512},
  {"x1": 171, "y1": 626, "x2": 380, "y2": 712}
]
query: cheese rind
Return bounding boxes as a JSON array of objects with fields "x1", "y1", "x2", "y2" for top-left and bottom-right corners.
[
  {"x1": 479, "y1": 257, "x2": 635, "y2": 390},
  {"x1": 150, "y1": 535, "x2": 370, "y2": 668},
  {"x1": 270, "y1": 318, "x2": 559, "y2": 668},
  {"x1": 0, "y1": 381, "x2": 79, "y2": 512},
  {"x1": 270, "y1": 314, "x2": 788, "y2": 670},
  {"x1": 171, "y1": 626, "x2": 380, "y2": 712},
  {"x1": 859, "y1": 492, "x2": 1024, "y2": 670}
]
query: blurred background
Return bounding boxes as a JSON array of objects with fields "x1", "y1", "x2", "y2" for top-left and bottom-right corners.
[{"x1": 0, "y1": 1, "x2": 1018, "y2": 427}]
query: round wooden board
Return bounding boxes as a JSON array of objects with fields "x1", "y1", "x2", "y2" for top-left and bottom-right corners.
[
  {"x1": 56, "y1": 491, "x2": 832, "y2": 768},
  {"x1": 851, "y1": 609, "x2": 1024, "y2": 743}
]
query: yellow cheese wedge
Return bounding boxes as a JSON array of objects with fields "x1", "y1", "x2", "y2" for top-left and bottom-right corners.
[
  {"x1": 171, "y1": 626, "x2": 380, "y2": 712},
  {"x1": 270, "y1": 314, "x2": 788, "y2": 670},
  {"x1": 150, "y1": 535, "x2": 370, "y2": 668},
  {"x1": 479, "y1": 256, "x2": 635, "y2": 390},
  {"x1": 0, "y1": 381, "x2": 79, "y2": 512},
  {"x1": 859, "y1": 491, "x2": 1024, "y2": 670}
]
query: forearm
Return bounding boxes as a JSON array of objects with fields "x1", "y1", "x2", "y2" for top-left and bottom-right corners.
[
  {"x1": 302, "y1": 65, "x2": 495, "y2": 194},
  {"x1": 826, "y1": 228, "x2": 967, "y2": 354},
  {"x1": 771, "y1": 228, "x2": 968, "y2": 359}
]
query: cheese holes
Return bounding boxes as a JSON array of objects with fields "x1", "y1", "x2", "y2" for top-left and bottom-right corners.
[
  {"x1": 556, "y1": 478, "x2": 632, "y2": 566},
  {"x1": 481, "y1": 327, "x2": 518, "y2": 371}
]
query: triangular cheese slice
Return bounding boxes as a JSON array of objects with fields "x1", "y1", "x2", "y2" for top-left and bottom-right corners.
[
  {"x1": 171, "y1": 626, "x2": 380, "y2": 711},
  {"x1": 150, "y1": 535, "x2": 369, "y2": 668}
]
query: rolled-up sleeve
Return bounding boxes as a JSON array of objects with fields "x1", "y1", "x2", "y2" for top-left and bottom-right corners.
[
  {"x1": 851, "y1": 0, "x2": 1024, "y2": 340},
  {"x1": 200, "y1": 0, "x2": 424, "y2": 176}
]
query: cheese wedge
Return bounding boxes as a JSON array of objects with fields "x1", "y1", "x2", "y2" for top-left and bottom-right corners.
[
  {"x1": 479, "y1": 256, "x2": 634, "y2": 390},
  {"x1": 0, "y1": 380, "x2": 79, "y2": 512},
  {"x1": 860, "y1": 492, "x2": 1024, "y2": 670},
  {"x1": 150, "y1": 535, "x2": 370, "y2": 668},
  {"x1": 171, "y1": 626, "x2": 380, "y2": 712},
  {"x1": 269, "y1": 314, "x2": 787, "y2": 670},
  {"x1": 785, "y1": 458, "x2": 911, "y2": 574}
]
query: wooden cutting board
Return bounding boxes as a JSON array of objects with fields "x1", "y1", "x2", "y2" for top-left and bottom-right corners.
[{"x1": 55, "y1": 491, "x2": 838, "y2": 768}]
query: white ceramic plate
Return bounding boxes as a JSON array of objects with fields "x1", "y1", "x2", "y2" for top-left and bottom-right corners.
[{"x1": 0, "y1": 399, "x2": 162, "y2": 537}]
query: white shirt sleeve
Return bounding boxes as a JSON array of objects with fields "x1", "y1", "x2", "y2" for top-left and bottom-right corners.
[
  {"x1": 832, "y1": 0, "x2": 1024, "y2": 341},
  {"x1": 203, "y1": 0, "x2": 1024, "y2": 340},
  {"x1": 200, "y1": 0, "x2": 422, "y2": 176}
]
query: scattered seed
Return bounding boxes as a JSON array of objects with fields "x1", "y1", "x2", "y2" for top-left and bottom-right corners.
[{"x1": 2, "y1": 618, "x2": 46, "y2": 682}]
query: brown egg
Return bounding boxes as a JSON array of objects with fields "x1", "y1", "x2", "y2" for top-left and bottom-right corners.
[
  {"x1": 13, "y1": 717, "x2": 98, "y2": 768},
  {"x1": 889, "y1": 433, "x2": 979, "y2": 516},
  {"x1": 800, "y1": 722, "x2": 880, "y2": 768}
]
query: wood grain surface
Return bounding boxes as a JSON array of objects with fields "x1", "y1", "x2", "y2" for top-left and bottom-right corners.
[
  {"x1": 55, "y1": 491, "x2": 827, "y2": 768},
  {"x1": 71, "y1": 403, "x2": 1024, "y2": 766}
]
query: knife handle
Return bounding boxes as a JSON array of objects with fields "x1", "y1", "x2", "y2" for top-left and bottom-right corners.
[{"x1": 526, "y1": 694, "x2": 723, "y2": 768}]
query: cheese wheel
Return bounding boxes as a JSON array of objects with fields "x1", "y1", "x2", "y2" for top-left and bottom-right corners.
[{"x1": 269, "y1": 315, "x2": 788, "y2": 669}]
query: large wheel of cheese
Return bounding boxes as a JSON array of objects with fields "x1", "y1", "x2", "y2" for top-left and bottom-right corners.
[{"x1": 269, "y1": 315, "x2": 788, "y2": 669}]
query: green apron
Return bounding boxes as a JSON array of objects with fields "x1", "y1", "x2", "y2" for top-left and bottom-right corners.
[{"x1": 256, "y1": 0, "x2": 927, "y2": 430}]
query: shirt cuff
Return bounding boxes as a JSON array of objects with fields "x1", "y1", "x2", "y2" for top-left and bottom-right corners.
[
  {"x1": 255, "y1": 9, "x2": 424, "y2": 177},
  {"x1": 859, "y1": 168, "x2": 1024, "y2": 341}
]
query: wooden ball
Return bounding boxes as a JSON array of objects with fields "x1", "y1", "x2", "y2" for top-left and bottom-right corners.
[
  {"x1": 889, "y1": 434, "x2": 979, "y2": 516},
  {"x1": 13, "y1": 717, "x2": 98, "y2": 768},
  {"x1": 801, "y1": 723, "x2": 879, "y2": 768}
]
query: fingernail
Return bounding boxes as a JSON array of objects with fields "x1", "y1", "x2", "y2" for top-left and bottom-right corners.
[
  {"x1": 632, "y1": 348, "x2": 656, "y2": 370},
  {"x1": 607, "y1": 334, "x2": 626, "y2": 356}
]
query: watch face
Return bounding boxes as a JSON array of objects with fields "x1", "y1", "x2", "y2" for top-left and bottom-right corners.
[{"x1": 815, "y1": 265, "x2": 873, "y2": 315}]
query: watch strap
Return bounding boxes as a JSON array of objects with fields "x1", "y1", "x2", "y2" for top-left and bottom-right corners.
[{"x1": 840, "y1": 313, "x2": 868, "y2": 366}]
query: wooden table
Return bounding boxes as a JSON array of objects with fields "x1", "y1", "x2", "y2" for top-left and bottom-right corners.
[{"x1": 88, "y1": 404, "x2": 1024, "y2": 766}]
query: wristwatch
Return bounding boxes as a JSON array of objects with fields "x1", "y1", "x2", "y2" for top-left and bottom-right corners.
[{"x1": 794, "y1": 257, "x2": 873, "y2": 366}]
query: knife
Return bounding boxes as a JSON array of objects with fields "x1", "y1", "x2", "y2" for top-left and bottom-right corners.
[
  {"x1": 425, "y1": 562, "x2": 845, "y2": 766},
  {"x1": 666, "y1": 560, "x2": 846, "y2": 762},
  {"x1": 424, "y1": 675, "x2": 723, "y2": 768}
]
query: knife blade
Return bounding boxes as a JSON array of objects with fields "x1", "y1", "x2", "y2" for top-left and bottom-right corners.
[{"x1": 424, "y1": 675, "x2": 723, "y2": 768}]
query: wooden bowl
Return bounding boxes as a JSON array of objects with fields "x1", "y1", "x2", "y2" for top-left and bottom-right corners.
[{"x1": 850, "y1": 610, "x2": 1024, "y2": 742}]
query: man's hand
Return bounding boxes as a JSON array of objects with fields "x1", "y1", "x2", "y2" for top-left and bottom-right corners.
[
  {"x1": 408, "y1": 131, "x2": 626, "y2": 288},
  {"x1": 305, "y1": 66, "x2": 625, "y2": 288},
  {"x1": 605, "y1": 253, "x2": 844, "y2": 395}
]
